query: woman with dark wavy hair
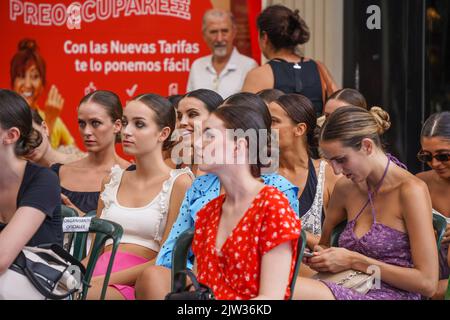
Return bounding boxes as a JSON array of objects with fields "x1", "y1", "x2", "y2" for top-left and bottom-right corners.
[
  {"x1": 242, "y1": 5, "x2": 338, "y2": 116},
  {"x1": 0, "y1": 89, "x2": 62, "y2": 277}
]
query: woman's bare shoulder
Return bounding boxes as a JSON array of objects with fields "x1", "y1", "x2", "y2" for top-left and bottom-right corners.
[
  {"x1": 242, "y1": 64, "x2": 273, "y2": 93},
  {"x1": 399, "y1": 174, "x2": 430, "y2": 200},
  {"x1": 117, "y1": 158, "x2": 131, "y2": 169}
]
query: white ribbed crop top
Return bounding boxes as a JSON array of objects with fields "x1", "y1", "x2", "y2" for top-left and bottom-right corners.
[{"x1": 100, "y1": 165, "x2": 194, "y2": 252}]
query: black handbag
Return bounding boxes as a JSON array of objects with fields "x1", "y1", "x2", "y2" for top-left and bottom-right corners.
[{"x1": 165, "y1": 269, "x2": 215, "y2": 300}]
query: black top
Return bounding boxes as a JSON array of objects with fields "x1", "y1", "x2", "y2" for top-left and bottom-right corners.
[
  {"x1": 298, "y1": 158, "x2": 325, "y2": 223},
  {"x1": 50, "y1": 163, "x2": 100, "y2": 214},
  {"x1": 16, "y1": 162, "x2": 63, "y2": 246},
  {"x1": 268, "y1": 58, "x2": 323, "y2": 116}
]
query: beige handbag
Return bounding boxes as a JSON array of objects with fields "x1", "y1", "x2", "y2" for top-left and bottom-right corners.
[{"x1": 313, "y1": 270, "x2": 376, "y2": 295}]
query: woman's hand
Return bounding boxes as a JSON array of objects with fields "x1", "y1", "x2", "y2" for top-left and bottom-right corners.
[
  {"x1": 307, "y1": 247, "x2": 355, "y2": 273},
  {"x1": 45, "y1": 85, "x2": 64, "y2": 128}
]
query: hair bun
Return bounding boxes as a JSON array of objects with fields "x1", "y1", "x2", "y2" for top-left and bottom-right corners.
[
  {"x1": 18, "y1": 38, "x2": 38, "y2": 52},
  {"x1": 370, "y1": 106, "x2": 391, "y2": 134},
  {"x1": 289, "y1": 9, "x2": 309, "y2": 45},
  {"x1": 289, "y1": 10, "x2": 301, "y2": 28},
  {"x1": 15, "y1": 127, "x2": 42, "y2": 157}
]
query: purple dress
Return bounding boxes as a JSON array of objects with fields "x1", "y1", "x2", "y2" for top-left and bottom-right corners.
[{"x1": 322, "y1": 157, "x2": 421, "y2": 300}]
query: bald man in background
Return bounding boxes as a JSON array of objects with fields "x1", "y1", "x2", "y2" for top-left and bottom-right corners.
[{"x1": 187, "y1": 9, "x2": 258, "y2": 99}]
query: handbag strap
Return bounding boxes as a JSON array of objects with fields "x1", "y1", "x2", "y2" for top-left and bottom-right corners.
[{"x1": 37, "y1": 243, "x2": 86, "y2": 274}]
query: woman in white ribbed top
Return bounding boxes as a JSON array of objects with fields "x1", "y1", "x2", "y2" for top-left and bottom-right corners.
[{"x1": 85, "y1": 94, "x2": 193, "y2": 300}]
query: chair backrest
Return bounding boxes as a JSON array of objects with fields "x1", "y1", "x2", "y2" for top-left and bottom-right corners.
[
  {"x1": 289, "y1": 229, "x2": 307, "y2": 299},
  {"x1": 61, "y1": 205, "x2": 78, "y2": 218},
  {"x1": 62, "y1": 214, "x2": 123, "y2": 300},
  {"x1": 432, "y1": 213, "x2": 447, "y2": 250},
  {"x1": 80, "y1": 217, "x2": 123, "y2": 300},
  {"x1": 71, "y1": 210, "x2": 97, "y2": 261},
  {"x1": 61, "y1": 205, "x2": 79, "y2": 252},
  {"x1": 330, "y1": 220, "x2": 347, "y2": 247},
  {"x1": 170, "y1": 228, "x2": 195, "y2": 292}
]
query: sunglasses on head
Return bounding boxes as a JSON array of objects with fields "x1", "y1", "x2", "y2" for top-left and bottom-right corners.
[{"x1": 417, "y1": 151, "x2": 450, "y2": 163}]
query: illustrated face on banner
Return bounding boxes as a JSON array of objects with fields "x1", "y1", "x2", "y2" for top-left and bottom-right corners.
[
  {"x1": 203, "y1": 15, "x2": 236, "y2": 58},
  {"x1": 13, "y1": 63, "x2": 44, "y2": 108}
]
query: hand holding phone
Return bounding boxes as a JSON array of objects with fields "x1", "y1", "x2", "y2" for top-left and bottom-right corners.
[{"x1": 303, "y1": 250, "x2": 315, "y2": 258}]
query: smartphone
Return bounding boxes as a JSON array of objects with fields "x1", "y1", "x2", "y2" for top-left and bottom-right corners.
[{"x1": 303, "y1": 250, "x2": 315, "y2": 258}]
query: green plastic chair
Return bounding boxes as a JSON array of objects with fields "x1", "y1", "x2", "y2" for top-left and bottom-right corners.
[
  {"x1": 170, "y1": 228, "x2": 195, "y2": 292},
  {"x1": 445, "y1": 276, "x2": 450, "y2": 300},
  {"x1": 72, "y1": 210, "x2": 97, "y2": 261},
  {"x1": 66, "y1": 216, "x2": 123, "y2": 300},
  {"x1": 289, "y1": 229, "x2": 307, "y2": 300},
  {"x1": 330, "y1": 220, "x2": 348, "y2": 247},
  {"x1": 433, "y1": 213, "x2": 447, "y2": 250},
  {"x1": 61, "y1": 205, "x2": 79, "y2": 252}
]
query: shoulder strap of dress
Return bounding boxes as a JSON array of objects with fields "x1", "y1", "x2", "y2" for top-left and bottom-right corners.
[
  {"x1": 50, "y1": 163, "x2": 62, "y2": 176},
  {"x1": 317, "y1": 161, "x2": 327, "y2": 195},
  {"x1": 154, "y1": 167, "x2": 195, "y2": 242},
  {"x1": 271, "y1": 58, "x2": 289, "y2": 63},
  {"x1": 159, "y1": 167, "x2": 195, "y2": 213}
]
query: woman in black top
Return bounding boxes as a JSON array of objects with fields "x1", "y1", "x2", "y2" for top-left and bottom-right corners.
[
  {"x1": 51, "y1": 90, "x2": 129, "y2": 215},
  {"x1": 242, "y1": 5, "x2": 338, "y2": 116},
  {"x1": 0, "y1": 89, "x2": 62, "y2": 274},
  {"x1": 268, "y1": 94, "x2": 339, "y2": 247}
]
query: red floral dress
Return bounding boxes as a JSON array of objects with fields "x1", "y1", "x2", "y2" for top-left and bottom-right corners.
[{"x1": 192, "y1": 185, "x2": 301, "y2": 300}]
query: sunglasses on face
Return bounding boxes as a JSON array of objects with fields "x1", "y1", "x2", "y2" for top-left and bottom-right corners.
[{"x1": 417, "y1": 151, "x2": 450, "y2": 163}]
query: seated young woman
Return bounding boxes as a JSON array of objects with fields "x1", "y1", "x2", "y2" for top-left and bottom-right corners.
[
  {"x1": 166, "y1": 89, "x2": 223, "y2": 174},
  {"x1": 293, "y1": 106, "x2": 438, "y2": 300},
  {"x1": 0, "y1": 90, "x2": 62, "y2": 278},
  {"x1": 135, "y1": 94, "x2": 300, "y2": 300},
  {"x1": 51, "y1": 90, "x2": 130, "y2": 216},
  {"x1": 194, "y1": 106, "x2": 300, "y2": 299}
]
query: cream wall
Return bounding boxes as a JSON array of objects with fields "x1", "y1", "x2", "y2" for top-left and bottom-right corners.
[{"x1": 263, "y1": 0, "x2": 344, "y2": 87}]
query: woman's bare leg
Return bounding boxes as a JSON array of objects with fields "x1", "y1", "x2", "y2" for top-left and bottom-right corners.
[
  {"x1": 292, "y1": 277, "x2": 336, "y2": 300},
  {"x1": 86, "y1": 282, "x2": 124, "y2": 300},
  {"x1": 135, "y1": 265, "x2": 171, "y2": 300}
]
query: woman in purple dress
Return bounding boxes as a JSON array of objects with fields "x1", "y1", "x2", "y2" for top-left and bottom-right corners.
[{"x1": 293, "y1": 106, "x2": 438, "y2": 300}]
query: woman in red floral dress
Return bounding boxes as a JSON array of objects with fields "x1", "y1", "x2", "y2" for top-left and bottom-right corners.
[{"x1": 192, "y1": 106, "x2": 301, "y2": 300}]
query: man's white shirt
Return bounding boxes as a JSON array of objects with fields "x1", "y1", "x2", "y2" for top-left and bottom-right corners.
[{"x1": 186, "y1": 47, "x2": 258, "y2": 99}]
